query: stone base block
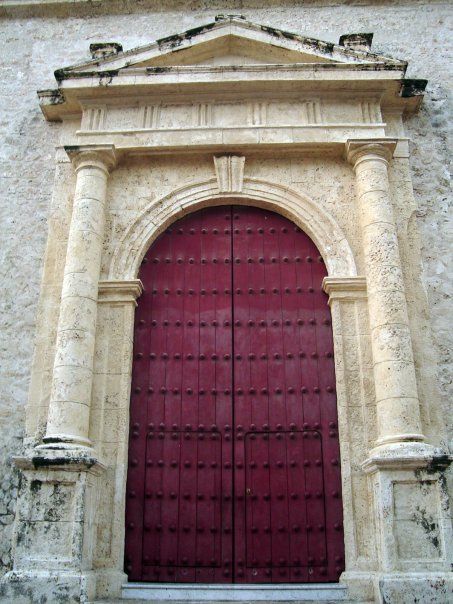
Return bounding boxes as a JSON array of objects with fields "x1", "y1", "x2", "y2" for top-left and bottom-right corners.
[
  {"x1": 95, "y1": 568, "x2": 128, "y2": 600},
  {"x1": 340, "y1": 571, "x2": 376, "y2": 602},
  {"x1": 0, "y1": 569, "x2": 97, "y2": 603},
  {"x1": 377, "y1": 573, "x2": 453, "y2": 604}
]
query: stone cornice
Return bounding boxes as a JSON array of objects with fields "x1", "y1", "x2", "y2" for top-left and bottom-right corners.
[
  {"x1": 322, "y1": 276, "x2": 367, "y2": 303},
  {"x1": 98, "y1": 279, "x2": 144, "y2": 305},
  {"x1": 39, "y1": 73, "x2": 423, "y2": 122},
  {"x1": 65, "y1": 132, "x2": 398, "y2": 159}
]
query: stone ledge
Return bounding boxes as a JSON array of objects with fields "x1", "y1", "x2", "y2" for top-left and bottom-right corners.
[
  {"x1": 13, "y1": 448, "x2": 106, "y2": 474},
  {"x1": 121, "y1": 583, "x2": 349, "y2": 602},
  {"x1": 362, "y1": 442, "x2": 452, "y2": 473}
]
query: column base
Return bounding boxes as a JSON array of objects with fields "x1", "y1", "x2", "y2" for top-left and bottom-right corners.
[
  {"x1": 362, "y1": 444, "x2": 452, "y2": 594},
  {"x1": 2, "y1": 449, "x2": 106, "y2": 603},
  {"x1": 0, "y1": 569, "x2": 97, "y2": 603},
  {"x1": 364, "y1": 440, "x2": 445, "y2": 471},
  {"x1": 40, "y1": 433, "x2": 93, "y2": 448}
]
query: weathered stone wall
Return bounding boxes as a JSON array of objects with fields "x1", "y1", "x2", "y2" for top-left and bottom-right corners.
[{"x1": 0, "y1": 0, "x2": 451, "y2": 577}]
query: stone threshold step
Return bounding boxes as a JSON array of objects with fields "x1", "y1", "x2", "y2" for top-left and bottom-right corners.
[
  {"x1": 120, "y1": 583, "x2": 349, "y2": 602},
  {"x1": 95, "y1": 600, "x2": 355, "y2": 604}
]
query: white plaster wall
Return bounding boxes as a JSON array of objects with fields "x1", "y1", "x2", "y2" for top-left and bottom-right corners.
[{"x1": 0, "y1": 0, "x2": 451, "y2": 575}]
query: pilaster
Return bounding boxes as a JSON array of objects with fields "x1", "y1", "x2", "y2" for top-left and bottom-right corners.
[
  {"x1": 345, "y1": 140, "x2": 452, "y2": 603},
  {"x1": 42, "y1": 144, "x2": 116, "y2": 450},
  {"x1": 346, "y1": 139, "x2": 426, "y2": 452}
]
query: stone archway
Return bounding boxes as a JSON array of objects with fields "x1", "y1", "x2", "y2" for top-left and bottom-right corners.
[{"x1": 109, "y1": 178, "x2": 357, "y2": 281}]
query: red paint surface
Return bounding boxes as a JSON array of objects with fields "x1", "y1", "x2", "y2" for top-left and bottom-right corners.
[{"x1": 125, "y1": 206, "x2": 344, "y2": 583}]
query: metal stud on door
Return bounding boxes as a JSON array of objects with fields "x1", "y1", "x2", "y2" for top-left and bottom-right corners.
[{"x1": 125, "y1": 205, "x2": 344, "y2": 584}]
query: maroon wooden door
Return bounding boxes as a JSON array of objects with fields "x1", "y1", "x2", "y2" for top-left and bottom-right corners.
[{"x1": 125, "y1": 206, "x2": 344, "y2": 584}]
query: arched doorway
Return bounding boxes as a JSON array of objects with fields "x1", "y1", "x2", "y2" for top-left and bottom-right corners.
[{"x1": 125, "y1": 205, "x2": 344, "y2": 584}]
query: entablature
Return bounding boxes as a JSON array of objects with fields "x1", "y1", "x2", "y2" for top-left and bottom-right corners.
[{"x1": 38, "y1": 15, "x2": 426, "y2": 155}]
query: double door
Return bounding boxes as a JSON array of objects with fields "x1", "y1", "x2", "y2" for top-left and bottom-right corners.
[{"x1": 125, "y1": 205, "x2": 344, "y2": 583}]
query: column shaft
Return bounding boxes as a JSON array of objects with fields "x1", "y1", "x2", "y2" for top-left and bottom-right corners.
[
  {"x1": 348, "y1": 141, "x2": 424, "y2": 447},
  {"x1": 43, "y1": 148, "x2": 115, "y2": 447}
]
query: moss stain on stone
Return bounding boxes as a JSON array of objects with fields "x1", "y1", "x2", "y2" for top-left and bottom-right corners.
[{"x1": 412, "y1": 505, "x2": 441, "y2": 552}]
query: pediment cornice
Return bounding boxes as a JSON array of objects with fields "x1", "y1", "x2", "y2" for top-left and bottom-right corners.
[
  {"x1": 38, "y1": 15, "x2": 426, "y2": 122},
  {"x1": 54, "y1": 15, "x2": 407, "y2": 76}
]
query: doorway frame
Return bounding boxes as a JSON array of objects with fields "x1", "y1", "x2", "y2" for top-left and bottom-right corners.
[{"x1": 94, "y1": 180, "x2": 373, "y2": 599}]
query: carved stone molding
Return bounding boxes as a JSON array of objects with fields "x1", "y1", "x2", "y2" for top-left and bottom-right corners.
[
  {"x1": 322, "y1": 276, "x2": 367, "y2": 303},
  {"x1": 98, "y1": 279, "x2": 144, "y2": 306},
  {"x1": 214, "y1": 155, "x2": 245, "y2": 193}
]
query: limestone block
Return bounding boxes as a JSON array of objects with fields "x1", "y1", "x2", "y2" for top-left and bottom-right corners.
[
  {"x1": 71, "y1": 196, "x2": 106, "y2": 238},
  {"x1": 374, "y1": 360, "x2": 419, "y2": 401},
  {"x1": 376, "y1": 397, "x2": 422, "y2": 441},
  {"x1": 367, "y1": 289, "x2": 410, "y2": 330},
  {"x1": 356, "y1": 162, "x2": 390, "y2": 194},
  {"x1": 58, "y1": 296, "x2": 98, "y2": 334},
  {"x1": 366, "y1": 262, "x2": 406, "y2": 294},
  {"x1": 61, "y1": 271, "x2": 99, "y2": 301},
  {"x1": 393, "y1": 481, "x2": 442, "y2": 560},
  {"x1": 74, "y1": 169, "x2": 108, "y2": 201},
  {"x1": 362, "y1": 222, "x2": 401, "y2": 266},
  {"x1": 53, "y1": 329, "x2": 96, "y2": 369},
  {"x1": 359, "y1": 190, "x2": 395, "y2": 225},
  {"x1": 371, "y1": 324, "x2": 416, "y2": 364},
  {"x1": 379, "y1": 575, "x2": 453, "y2": 604},
  {"x1": 51, "y1": 365, "x2": 93, "y2": 408},
  {"x1": 46, "y1": 400, "x2": 90, "y2": 440},
  {"x1": 64, "y1": 229, "x2": 103, "y2": 277}
]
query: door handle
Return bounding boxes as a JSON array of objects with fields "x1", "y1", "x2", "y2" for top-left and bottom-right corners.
[{"x1": 246, "y1": 488, "x2": 251, "y2": 496}]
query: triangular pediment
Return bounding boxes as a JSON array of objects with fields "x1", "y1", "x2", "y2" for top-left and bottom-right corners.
[
  {"x1": 56, "y1": 15, "x2": 405, "y2": 78},
  {"x1": 132, "y1": 33, "x2": 335, "y2": 67}
]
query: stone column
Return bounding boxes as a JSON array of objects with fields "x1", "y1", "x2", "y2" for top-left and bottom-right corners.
[
  {"x1": 346, "y1": 140, "x2": 425, "y2": 450},
  {"x1": 42, "y1": 145, "x2": 116, "y2": 448}
]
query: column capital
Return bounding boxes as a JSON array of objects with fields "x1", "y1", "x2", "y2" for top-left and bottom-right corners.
[
  {"x1": 64, "y1": 144, "x2": 117, "y2": 174},
  {"x1": 346, "y1": 138, "x2": 397, "y2": 169}
]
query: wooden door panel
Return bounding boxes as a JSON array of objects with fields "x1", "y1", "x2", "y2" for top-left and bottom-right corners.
[{"x1": 125, "y1": 205, "x2": 344, "y2": 584}]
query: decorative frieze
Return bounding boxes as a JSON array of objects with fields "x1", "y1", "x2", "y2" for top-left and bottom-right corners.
[
  {"x1": 80, "y1": 96, "x2": 383, "y2": 135},
  {"x1": 82, "y1": 106, "x2": 106, "y2": 131},
  {"x1": 140, "y1": 103, "x2": 161, "y2": 128},
  {"x1": 360, "y1": 99, "x2": 381, "y2": 123},
  {"x1": 193, "y1": 102, "x2": 213, "y2": 127},
  {"x1": 303, "y1": 99, "x2": 322, "y2": 124},
  {"x1": 248, "y1": 101, "x2": 267, "y2": 125}
]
